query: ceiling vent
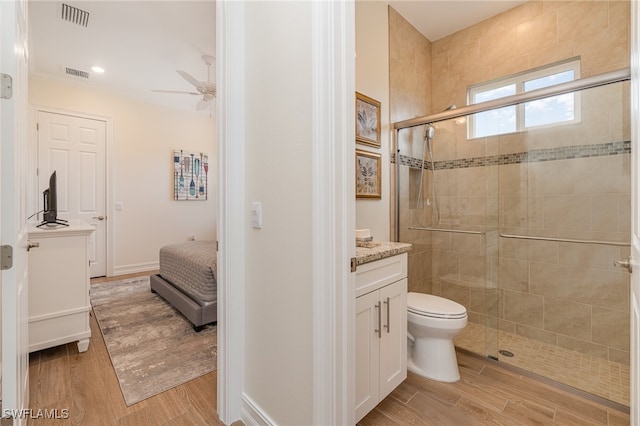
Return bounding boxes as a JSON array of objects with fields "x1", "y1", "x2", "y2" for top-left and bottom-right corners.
[
  {"x1": 65, "y1": 67, "x2": 89, "y2": 79},
  {"x1": 60, "y1": 3, "x2": 90, "y2": 27}
]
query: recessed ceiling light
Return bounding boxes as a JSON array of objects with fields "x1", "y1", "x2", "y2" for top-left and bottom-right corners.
[{"x1": 91, "y1": 66, "x2": 105, "y2": 74}]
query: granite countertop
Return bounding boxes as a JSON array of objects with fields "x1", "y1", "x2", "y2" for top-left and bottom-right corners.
[{"x1": 355, "y1": 241, "x2": 412, "y2": 266}]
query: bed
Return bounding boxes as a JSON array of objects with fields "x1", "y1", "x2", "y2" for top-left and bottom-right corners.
[{"x1": 150, "y1": 240, "x2": 217, "y2": 331}]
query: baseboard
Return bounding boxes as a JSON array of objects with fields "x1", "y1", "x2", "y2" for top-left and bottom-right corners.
[
  {"x1": 241, "y1": 393, "x2": 276, "y2": 426},
  {"x1": 112, "y1": 261, "x2": 159, "y2": 276}
]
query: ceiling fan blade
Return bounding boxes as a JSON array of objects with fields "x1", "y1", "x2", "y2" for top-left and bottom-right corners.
[
  {"x1": 152, "y1": 89, "x2": 200, "y2": 95},
  {"x1": 177, "y1": 70, "x2": 205, "y2": 91},
  {"x1": 196, "y1": 99, "x2": 210, "y2": 111}
]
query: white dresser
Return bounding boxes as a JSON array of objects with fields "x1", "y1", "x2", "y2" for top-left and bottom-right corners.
[
  {"x1": 354, "y1": 244, "x2": 410, "y2": 422},
  {"x1": 28, "y1": 222, "x2": 94, "y2": 353}
]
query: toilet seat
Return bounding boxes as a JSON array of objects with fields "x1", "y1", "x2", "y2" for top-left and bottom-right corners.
[{"x1": 407, "y1": 292, "x2": 467, "y2": 319}]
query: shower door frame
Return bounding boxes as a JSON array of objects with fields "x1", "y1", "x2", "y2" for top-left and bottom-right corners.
[{"x1": 392, "y1": 67, "x2": 632, "y2": 390}]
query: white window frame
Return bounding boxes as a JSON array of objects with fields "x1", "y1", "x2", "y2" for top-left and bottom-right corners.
[{"x1": 467, "y1": 58, "x2": 581, "y2": 139}]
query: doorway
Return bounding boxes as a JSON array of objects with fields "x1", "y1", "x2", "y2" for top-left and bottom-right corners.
[{"x1": 37, "y1": 110, "x2": 107, "y2": 278}]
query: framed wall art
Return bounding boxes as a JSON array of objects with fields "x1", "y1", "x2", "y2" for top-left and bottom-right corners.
[
  {"x1": 355, "y1": 149, "x2": 381, "y2": 199},
  {"x1": 355, "y1": 92, "x2": 381, "y2": 147},
  {"x1": 174, "y1": 149, "x2": 209, "y2": 201}
]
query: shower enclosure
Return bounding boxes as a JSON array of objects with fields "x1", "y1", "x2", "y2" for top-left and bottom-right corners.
[{"x1": 394, "y1": 69, "x2": 631, "y2": 407}]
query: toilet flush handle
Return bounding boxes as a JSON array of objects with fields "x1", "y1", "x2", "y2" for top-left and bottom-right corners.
[{"x1": 383, "y1": 297, "x2": 390, "y2": 333}]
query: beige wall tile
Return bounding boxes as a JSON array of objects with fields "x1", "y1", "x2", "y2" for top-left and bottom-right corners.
[
  {"x1": 556, "y1": 334, "x2": 609, "y2": 360},
  {"x1": 439, "y1": 278, "x2": 470, "y2": 309},
  {"x1": 556, "y1": 1, "x2": 609, "y2": 43},
  {"x1": 592, "y1": 307, "x2": 630, "y2": 351},
  {"x1": 479, "y1": 27, "x2": 517, "y2": 68},
  {"x1": 557, "y1": 242, "x2": 613, "y2": 269},
  {"x1": 515, "y1": 323, "x2": 557, "y2": 345},
  {"x1": 469, "y1": 287, "x2": 498, "y2": 316},
  {"x1": 591, "y1": 195, "x2": 620, "y2": 233},
  {"x1": 528, "y1": 240, "x2": 558, "y2": 263},
  {"x1": 609, "y1": 348, "x2": 630, "y2": 366},
  {"x1": 500, "y1": 236, "x2": 530, "y2": 260},
  {"x1": 544, "y1": 298, "x2": 591, "y2": 341},
  {"x1": 499, "y1": 257, "x2": 529, "y2": 292},
  {"x1": 503, "y1": 290, "x2": 544, "y2": 328},
  {"x1": 503, "y1": 196, "x2": 528, "y2": 228},
  {"x1": 432, "y1": 249, "x2": 460, "y2": 280},
  {"x1": 459, "y1": 254, "x2": 487, "y2": 286},
  {"x1": 530, "y1": 262, "x2": 628, "y2": 311},
  {"x1": 499, "y1": 319, "x2": 516, "y2": 334},
  {"x1": 515, "y1": 11, "x2": 558, "y2": 56},
  {"x1": 543, "y1": 195, "x2": 591, "y2": 231}
]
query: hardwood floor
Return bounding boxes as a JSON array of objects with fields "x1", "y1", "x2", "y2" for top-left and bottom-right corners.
[
  {"x1": 28, "y1": 272, "x2": 222, "y2": 426},
  {"x1": 28, "y1": 272, "x2": 630, "y2": 425},
  {"x1": 359, "y1": 351, "x2": 630, "y2": 426}
]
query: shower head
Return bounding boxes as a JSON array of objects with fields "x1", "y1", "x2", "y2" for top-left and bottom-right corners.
[{"x1": 425, "y1": 124, "x2": 435, "y2": 140}]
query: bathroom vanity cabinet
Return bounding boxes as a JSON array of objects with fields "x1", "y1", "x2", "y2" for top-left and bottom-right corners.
[{"x1": 355, "y1": 252, "x2": 408, "y2": 422}]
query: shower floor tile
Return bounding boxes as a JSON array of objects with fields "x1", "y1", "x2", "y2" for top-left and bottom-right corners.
[{"x1": 455, "y1": 322, "x2": 630, "y2": 407}]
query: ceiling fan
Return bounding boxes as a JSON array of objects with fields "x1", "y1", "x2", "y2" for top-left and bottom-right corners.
[{"x1": 153, "y1": 54, "x2": 216, "y2": 111}]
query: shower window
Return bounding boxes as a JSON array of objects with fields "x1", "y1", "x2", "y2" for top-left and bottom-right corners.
[{"x1": 468, "y1": 58, "x2": 581, "y2": 138}]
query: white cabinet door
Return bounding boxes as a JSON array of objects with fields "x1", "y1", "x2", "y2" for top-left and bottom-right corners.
[
  {"x1": 355, "y1": 290, "x2": 380, "y2": 422},
  {"x1": 379, "y1": 278, "x2": 407, "y2": 399}
]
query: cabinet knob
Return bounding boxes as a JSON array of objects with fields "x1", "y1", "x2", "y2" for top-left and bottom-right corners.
[{"x1": 27, "y1": 241, "x2": 40, "y2": 252}]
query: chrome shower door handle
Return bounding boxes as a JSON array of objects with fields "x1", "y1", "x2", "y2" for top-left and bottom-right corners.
[{"x1": 614, "y1": 257, "x2": 632, "y2": 273}]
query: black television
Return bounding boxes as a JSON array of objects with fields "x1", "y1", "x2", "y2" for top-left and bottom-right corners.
[{"x1": 38, "y1": 171, "x2": 68, "y2": 227}]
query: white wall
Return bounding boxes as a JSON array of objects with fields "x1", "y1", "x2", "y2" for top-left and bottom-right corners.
[
  {"x1": 28, "y1": 75, "x2": 217, "y2": 275},
  {"x1": 356, "y1": 1, "x2": 391, "y2": 241},
  {"x1": 242, "y1": 1, "x2": 314, "y2": 424}
]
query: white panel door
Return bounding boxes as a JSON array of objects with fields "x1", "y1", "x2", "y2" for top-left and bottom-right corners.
[
  {"x1": 37, "y1": 111, "x2": 106, "y2": 277},
  {"x1": 0, "y1": 0, "x2": 30, "y2": 421}
]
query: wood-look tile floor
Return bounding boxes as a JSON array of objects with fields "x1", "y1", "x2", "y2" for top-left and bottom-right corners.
[
  {"x1": 28, "y1": 272, "x2": 630, "y2": 425},
  {"x1": 28, "y1": 272, "x2": 224, "y2": 426},
  {"x1": 359, "y1": 351, "x2": 630, "y2": 426}
]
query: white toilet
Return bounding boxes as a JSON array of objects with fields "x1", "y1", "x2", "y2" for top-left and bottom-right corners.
[{"x1": 407, "y1": 292, "x2": 468, "y2": 382}]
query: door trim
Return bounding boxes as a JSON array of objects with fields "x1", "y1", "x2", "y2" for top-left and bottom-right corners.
[
  {"x1": 31, "y1": 105, "x2": 114, "y2": 276},
  {"x1": 216, "y1": 0, "x2": 245, "y2": 422}
]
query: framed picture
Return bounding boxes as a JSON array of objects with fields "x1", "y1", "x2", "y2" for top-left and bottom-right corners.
[
  {"x1": 355, "y1": 149, "x2": 381, "y2": 199},
  {"x1": 174, "y1": 150, "x2": 209, "y2": 201},
  {"x1": 355, "y1": 92, "x2": 381, "y2": 147}
]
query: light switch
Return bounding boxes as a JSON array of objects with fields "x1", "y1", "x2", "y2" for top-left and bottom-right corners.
[
  {"x1": 251, "y1": 202, "x2": 262, "y2": 229},
  {"x1": 115, "y1": 201, "x2": 123, "y2": 211}
]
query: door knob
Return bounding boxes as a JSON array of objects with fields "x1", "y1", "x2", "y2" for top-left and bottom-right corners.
[
  {"x1": 93, "y1": 215, "x2": 105, "y2": 221},
  {"x1": 614, "y1": 257, "x2": 632, "y2": 273},
  {"x1": 27, "y1": 241, "x2": 39, "y2": 252}
]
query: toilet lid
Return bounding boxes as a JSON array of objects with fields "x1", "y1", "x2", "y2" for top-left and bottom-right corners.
[{"x1": 407, "y1": 292, "x2": 467, "y2": 319}]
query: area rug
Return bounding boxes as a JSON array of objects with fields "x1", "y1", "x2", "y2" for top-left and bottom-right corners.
[{"x1": 90, "y1": 276, "x2": 217, "y2": 406}]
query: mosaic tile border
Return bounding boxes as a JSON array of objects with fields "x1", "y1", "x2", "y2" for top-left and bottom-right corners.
[{"x1": 395, "y1": 141, "x2": 631, "y2": 170}]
